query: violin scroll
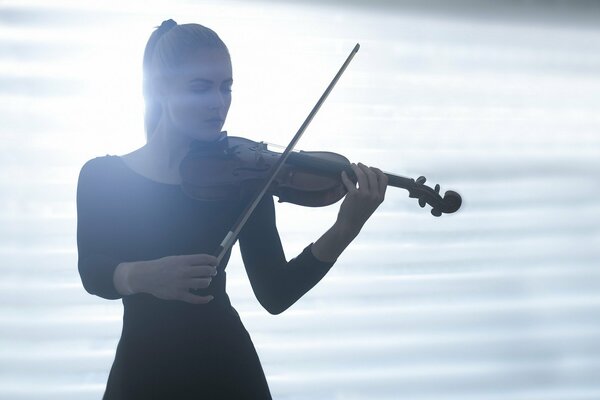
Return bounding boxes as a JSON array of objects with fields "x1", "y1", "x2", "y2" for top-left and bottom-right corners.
[{"x1": 409, "y1": 176, "x2": 462, "y2": 217}]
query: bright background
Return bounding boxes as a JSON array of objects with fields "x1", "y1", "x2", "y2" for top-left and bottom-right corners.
[{"x1": 1, "y1": 0, "x2": 599, "y2": 399}]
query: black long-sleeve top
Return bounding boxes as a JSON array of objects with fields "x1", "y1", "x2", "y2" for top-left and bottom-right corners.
[
  {"x1": 76, "y1": 152, "x2": 337, "y2": 399},
  {"x1": 77, "y1": 154, "x2": 337, "y2": 314}
]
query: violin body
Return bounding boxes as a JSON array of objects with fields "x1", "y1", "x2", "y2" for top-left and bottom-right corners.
[
  {"x1": 180, "y1": 136, "x2": 349, "y2": 207},
  {"x1": 179, "y1": 135, "x2": 462, "y2": 216}
]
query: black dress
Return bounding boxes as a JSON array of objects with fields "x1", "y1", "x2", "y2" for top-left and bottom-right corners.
[{"x1": 76, "y1": 148, "x2": 336, "y2": 399}]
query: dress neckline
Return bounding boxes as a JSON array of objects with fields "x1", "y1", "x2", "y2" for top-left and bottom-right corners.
[
  {"x1": 112, "y1": 131, "x2": 229, "y2": 188},
  {"x1": 113, "y1": 155, "x2": 181, "y2": 187}
]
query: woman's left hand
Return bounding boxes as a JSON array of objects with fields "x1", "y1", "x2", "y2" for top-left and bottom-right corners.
[{"x1": 337, "y1": 162, "x2": 388, "y2": 237}]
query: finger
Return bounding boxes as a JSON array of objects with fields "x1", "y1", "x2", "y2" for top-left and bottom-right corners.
[
  {"x1": 183, "y1": 265, "x2": 218, "y2": 278},
  {"x1": 188, "y1": 277, "x2": 212, "y2": 289},
  {"x1": 179, "y1": 293, "x2": 214, "y2": 305},
  {"x1": 181, "y1": 254, "x2": 218, "y2": 266},
  {"x1": 372, "y1": 167, "x2": 388, "y2": 198},
  {"x1": 359, "y1": 163, "x2": 378, "y2": 193},
  {"x1": 341, "y1": 170, "x2": 357, "y2": 193},
  {"x1": 352, "y1": 163, "x2": 368, "y2": 192}
]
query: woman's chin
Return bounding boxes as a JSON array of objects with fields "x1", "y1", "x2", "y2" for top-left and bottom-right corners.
[{"x1": 187, "y1": 128, "x2": 223, "y2": 143}]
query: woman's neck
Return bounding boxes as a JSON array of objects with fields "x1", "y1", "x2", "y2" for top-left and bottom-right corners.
[
  {"x1": 124, "y1": 118, "x2": 226, "y2": 184},
  {"x1": 145, "y1": 120, "x2": 193, "y2": 172},
  {"x1": 121, "y1": 119, "x2": 193, "y2": 184}
]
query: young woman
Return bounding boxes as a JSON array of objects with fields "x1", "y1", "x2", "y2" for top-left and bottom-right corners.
[{"x1": 77, "y1": 19, "x2": 388, "y2": 399}]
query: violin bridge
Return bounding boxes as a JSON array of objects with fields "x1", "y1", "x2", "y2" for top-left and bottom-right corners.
[{"x1": 254, "y1": 142, "x2": 268, "y2": 166}]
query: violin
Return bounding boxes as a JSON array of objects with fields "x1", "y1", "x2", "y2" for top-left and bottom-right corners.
[
  {"x1": 182, "y1": 43, "x2": 462, "y2": 268},
  {"x1": 180, "y1": 135, "x2": 462, "y2": 217}
]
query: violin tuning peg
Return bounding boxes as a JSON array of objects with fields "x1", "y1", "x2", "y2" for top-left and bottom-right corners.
[
  {"x1": 418, "y1": 198, "x2": 426, "y2": 208},
  {"x1": 416, "y1": 176, "x2": 426, "y2": 185},
  {"x1": 435, "y1": 184, "x2": 440, "y2": 193}
]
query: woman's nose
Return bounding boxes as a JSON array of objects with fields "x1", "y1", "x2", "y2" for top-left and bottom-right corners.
[{"x1": 207, "y1": 89, "x2": 226, "y2": 111}]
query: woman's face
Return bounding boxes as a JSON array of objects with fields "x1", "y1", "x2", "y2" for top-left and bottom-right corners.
[{"x1": 162, "y1": 48, "x2": 232, "y2": 142}]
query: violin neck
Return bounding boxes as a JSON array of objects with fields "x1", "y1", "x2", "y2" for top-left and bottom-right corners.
[
  {"x1": 384, "y1": 173, "x2": 415, "y2": 190},
  {"x1": 286, "y1": 151, "x2": 415, "y2": 191}
]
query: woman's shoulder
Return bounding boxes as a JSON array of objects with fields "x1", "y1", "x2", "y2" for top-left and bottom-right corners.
[
  {"x1": 79, "y1": 154, "x2": 122, "y2": 182},
  {"x1": 77, "y1": 155, "x2": 134, "y2": 199},
  {"x1": 81, "y1": 154, "x2": 119, "y2": 167}
]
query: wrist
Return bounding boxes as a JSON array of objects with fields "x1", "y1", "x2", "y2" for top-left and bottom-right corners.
[
  {"x1": 334, "y1": 217, "x2": 361, "y2": 241},
  {"x1": 113, "y1": 261, "x2": 142, "y2": 296},
  {"x1": 311, "y1": 220, "x2": 359, "y2": 263}
]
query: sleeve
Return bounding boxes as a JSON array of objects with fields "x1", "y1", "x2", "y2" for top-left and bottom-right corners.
[
  {"x1": 76, "y1": 158, "x2": 123, "y2": 300},
  {"x1": 238, "y1": 195, "x2": 336, "y2": 315}
]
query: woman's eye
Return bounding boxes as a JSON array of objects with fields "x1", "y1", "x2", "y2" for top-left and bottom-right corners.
[{"x1": 190, "y1": 87, "x2": 209, "y2": 93}]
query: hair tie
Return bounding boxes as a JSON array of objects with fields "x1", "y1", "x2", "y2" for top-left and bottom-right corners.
[{"x1": 157, "y1": 19, "x2": 177, "y2": 33}]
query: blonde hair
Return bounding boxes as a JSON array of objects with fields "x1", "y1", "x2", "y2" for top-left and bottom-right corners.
[{"x1": 142, "y1": 19, "x2": 229, "y2": 141}]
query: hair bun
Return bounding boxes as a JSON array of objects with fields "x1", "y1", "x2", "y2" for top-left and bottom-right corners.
[{"x1": 158, "y1": 19, "x2": 177, "y2": 32}]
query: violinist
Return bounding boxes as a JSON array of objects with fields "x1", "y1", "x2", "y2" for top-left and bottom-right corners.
[{"x1": 76, "y1": 19, "x2": 388, "y2": 399}]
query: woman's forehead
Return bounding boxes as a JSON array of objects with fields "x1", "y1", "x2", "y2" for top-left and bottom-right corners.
[{"x1": 176, "y1": 48, "x2": 232, "y2": 81}]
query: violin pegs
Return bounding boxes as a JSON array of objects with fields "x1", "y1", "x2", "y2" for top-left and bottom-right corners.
[
  {"x1": 418, "y1": 198, "x2": 426, "y2": 208},
  {"x1": 416, "y1": 176, "x2": 426, "y2": 185},
  {"x1": 435, "y1": 184, "x2": 440, "y2": 193}
]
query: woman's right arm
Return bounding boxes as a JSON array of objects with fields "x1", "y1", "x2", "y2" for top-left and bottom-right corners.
[
  {"x1": 77, "y1": 159, "x2": 216, "y2": 304},
  {"x1": 76, "y1": 159, "x2": 125, "y2": 299}
]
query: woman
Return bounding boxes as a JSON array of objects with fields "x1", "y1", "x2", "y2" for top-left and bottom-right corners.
[{"x1": 77, "y1": 19, "x2": 388, "y2": 399}]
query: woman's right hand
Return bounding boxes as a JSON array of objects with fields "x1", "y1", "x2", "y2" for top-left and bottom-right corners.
[{"x1": 131, "y1": 254, "x2": 218, "y2": 304}]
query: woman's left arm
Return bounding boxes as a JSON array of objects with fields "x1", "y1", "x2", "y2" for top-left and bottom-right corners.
[
  {"x1": 238, "y1": 163, "x2": 387, "y2": 315},
  {"x1": 311, "y1": 163, "x2": 388, "y2": 262}
]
